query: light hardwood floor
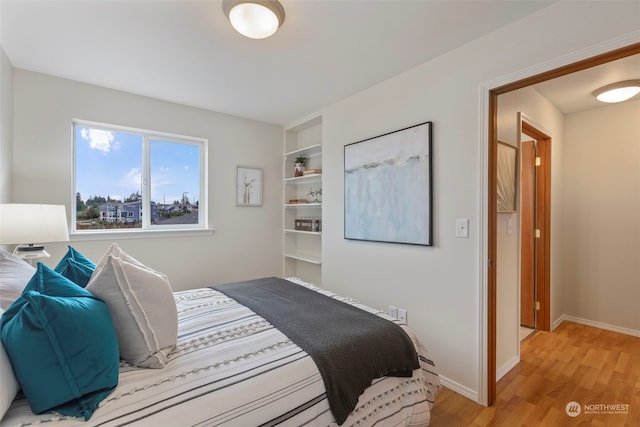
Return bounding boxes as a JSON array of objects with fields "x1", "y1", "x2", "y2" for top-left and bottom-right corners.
[{"x1": 429, "y1": 321, "x2": 640, "y2": 426}]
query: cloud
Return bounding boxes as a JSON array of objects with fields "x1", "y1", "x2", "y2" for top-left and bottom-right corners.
[
  {"x1": 80, "y1": 128, "x2": 116, "y2": 153},
  {"x1": 160, "y1": 167, "x2": 170, "y2": 173},
  {"x1": 120, "y1": 167, "x2": 142, "y2": 190}
]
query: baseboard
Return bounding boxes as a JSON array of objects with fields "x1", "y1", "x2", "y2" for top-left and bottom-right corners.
[
  {"x1": 496, "y1": 354, "x2": 519, "y2": 382},
  {"x1": 554, "y1": 314, "x2": 640, "y2": 338},
  {"x1": 438, "y1": 375, "x2": 479, "y2": 403}
]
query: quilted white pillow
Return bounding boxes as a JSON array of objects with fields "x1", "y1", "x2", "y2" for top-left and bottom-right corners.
[
  {"x1": 0, "y1": 308, "x2": 19, "y2": 420},
  {"x1": 0, "y1": 250, "x2": 36, "y2": 310},
  {"x1": 86, "y1": 244, "x2": 177, "y2": 368}
]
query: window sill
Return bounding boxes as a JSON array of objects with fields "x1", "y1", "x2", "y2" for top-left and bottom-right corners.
[{"x1": 70, "y1": 228, "x2": 215, "y2": 241}]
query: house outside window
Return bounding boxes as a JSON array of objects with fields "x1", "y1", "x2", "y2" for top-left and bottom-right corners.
[{"x1": 73, "y1": 120, "x2": 207, "y2": 234}]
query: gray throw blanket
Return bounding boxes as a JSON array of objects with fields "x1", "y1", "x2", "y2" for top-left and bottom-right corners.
[{"x1": 212, "y1": 277, "x2": 419, "y2": 425}]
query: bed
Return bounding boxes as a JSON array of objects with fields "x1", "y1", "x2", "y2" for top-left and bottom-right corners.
[{"x1": 0, "y1": 247, "x2": 439, "y2": 426}]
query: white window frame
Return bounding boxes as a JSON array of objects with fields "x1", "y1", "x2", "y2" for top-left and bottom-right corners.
[{"x1": 71, "y1": 119, "x2": 211, "y2": 239}]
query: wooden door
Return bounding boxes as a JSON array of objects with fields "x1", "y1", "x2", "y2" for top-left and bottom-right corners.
[
  {"x1": 534, "y1": 136, "x2": 551, "y2": 332},
  {"x1": 520, "y1": 120, "x2": 552, "y2": 332},
  {"x1": 520, "y1": 140, "x2": 535, "y2": 328}
]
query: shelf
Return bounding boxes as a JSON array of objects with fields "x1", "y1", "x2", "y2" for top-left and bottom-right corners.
[
  {"x1": 284, "y1": 115, "x2": 323, "y2": 285},
  {"x1": 284, "y1": 203, "x2": 321, "y2": 208},
  {"x1": 284, "y1": 144, "x2": 322, "y2": 160},
  {"x1": 284, "y1": 252, "x2": 322, "y2": 265},
  {"x1": 284, "y1": 174, "x2": 322, "y2": 185},
  {"x1": 284, "y1": 229, "x2": 321, "y2": 236}
]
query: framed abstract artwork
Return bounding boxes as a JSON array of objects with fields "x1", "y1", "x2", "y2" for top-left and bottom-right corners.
[
  {"x1": 236, "y1": 166, "x2": 263, "y2": 207},
  {"x1": 496, "y1": 141, "x2": 517, "y2": 213},
  {"x1": 344, "y1": 121, "x2": 433, "y2": 246}
]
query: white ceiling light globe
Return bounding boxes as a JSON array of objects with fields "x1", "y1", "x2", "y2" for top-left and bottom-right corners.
[
  {"x1": 595, "y1": 86, "x2": 640, "y2": 103},
  {"x1": 593, "y1": 80, "x2": 640, "y2": 103},
  {"x1": 229, "y1": 3, "x2": 280, "y2": 39}
]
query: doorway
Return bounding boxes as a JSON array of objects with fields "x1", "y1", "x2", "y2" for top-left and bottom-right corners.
[{"x1": 486, "y1": 41, "x2": 640, "y2": 406}]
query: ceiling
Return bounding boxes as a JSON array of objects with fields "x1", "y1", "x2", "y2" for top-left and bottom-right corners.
[
  {"x1": 1, "y1": 1, "x2": 637, "y2": 125},
  {"x1": 1, "y1": 0, "x2": 556, "y2": 125}
]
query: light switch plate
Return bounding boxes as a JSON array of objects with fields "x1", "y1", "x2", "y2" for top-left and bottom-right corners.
[{"x1": 456, "y1": 218, "x2": 469, "y2": 238}]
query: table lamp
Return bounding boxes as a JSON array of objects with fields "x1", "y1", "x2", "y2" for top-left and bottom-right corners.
[{"x1": 0, "y1": 204, "x2": 70, "y2": 265}]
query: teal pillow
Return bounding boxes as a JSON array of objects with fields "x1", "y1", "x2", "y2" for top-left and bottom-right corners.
[
  {"x1": 54, "y1": 246, "x2": 96, "y2": 287},
  {"x1": 0, "y1": 264, "x2": 119, "y2": 420}
]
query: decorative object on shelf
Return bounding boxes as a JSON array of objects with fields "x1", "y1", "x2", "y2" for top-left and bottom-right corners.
[
  {"x1": 295, "y1": 218, "x2": 321, "y2": 232},
  {"x1": 294, "y1": 156, "x2": 307, "y2": 177},
  {"x1": 222, "y1": 0, "x2": 285, "y2": 40},
  {"x1": 344, "y1": 121, "x2": 433, "y2": 246},
  {"x1": 307, "y1": 187, "x2": 322, "y2": 204},
  {"x1": 0, "y1": 204, "x2": 70, "y2": 265},
  {"x1": 497, "y1": 141, "x2": 517, "y2": 213},
  {"x1": 236, "y1": 166, "x2": 263, "y2": 207},
  {"x1": 303, "y1": 169, "x2": 322, "y2": 176},
  {"x1": 288, "y1": 199, "x2": 309, "y2": 204}
]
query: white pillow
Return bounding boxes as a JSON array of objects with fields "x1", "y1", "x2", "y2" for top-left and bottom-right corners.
[
  {"x1": 0, "y1": 250, "x2": 36, "y2": 310},
  {"x1": 86, "y1": 244, "x2": 177, "y2": 368},
  {"x1": 0, "y1": 308, "x2": 19, "y2": 420}
]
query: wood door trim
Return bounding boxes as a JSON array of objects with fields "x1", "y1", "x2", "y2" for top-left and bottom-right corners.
[
  {"x1": 537, "y1": 137, "x2": 551, "y2": 332},
  {"x1": 487, "y1": 41, "x2": 640, "y2": 406},
  {"x1": 521, "y1": 121, "x2": 552, "y2": 332},
  {"x1": 487, "y1": 91, "x2": 498, "y2": 405},
  {"x1": 520, "y1": 140, "x2": 535, "y2": 328}
]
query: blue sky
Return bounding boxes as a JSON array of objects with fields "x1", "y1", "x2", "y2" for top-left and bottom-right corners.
[{"x1": 75, "y1": 126, "x2": 200, "y2": 205}]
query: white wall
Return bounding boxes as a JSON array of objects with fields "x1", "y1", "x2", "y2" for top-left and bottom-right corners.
[
  {"x1": 12, "y1": 70, "x2": 284, "y2": 290},
  {"x1": 0, "y1": 46, "x2": 12, "y2": 203},
  {"x1": 560, "y1": 100, "x2": 640, "y2": 332},
  {"x1": 313, "y1": 1, "x2": 639, "y2": 402},
  {"x1": 495, "y1": 87, "x2": 564, "y2": 378}
]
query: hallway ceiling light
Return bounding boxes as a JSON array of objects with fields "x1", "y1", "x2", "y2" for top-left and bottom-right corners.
[
  {"x1": 592, "y1": 79, "x2": 640, "y2": 103},
  {"x1": 222, "y1": 0, "x2": 285, "y2": 39}
]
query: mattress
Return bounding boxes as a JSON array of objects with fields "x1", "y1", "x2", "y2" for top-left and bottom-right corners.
[{"x1": 1, "y1": 278, "x2": 439, "y2": 426}]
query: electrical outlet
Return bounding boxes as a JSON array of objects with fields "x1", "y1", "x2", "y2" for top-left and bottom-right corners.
[
  {"x1": 398, "y1": 308, "x2": 408, "y2": 324},
  {"x1": 388, "y1": 305, "x2": 398, "y2": 319}
]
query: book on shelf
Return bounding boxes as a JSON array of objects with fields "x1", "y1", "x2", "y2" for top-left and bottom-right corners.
[
  {"x1": 303, "y1": 169, "x2": 322, "y2": 175},
  {"x1": 288, "y1": 199, "x2": 309, "y2": 204}
]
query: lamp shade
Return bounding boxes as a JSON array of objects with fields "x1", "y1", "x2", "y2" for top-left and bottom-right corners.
[{"x1": 0, "y1": 204, "x2": 70, "y2": 245}]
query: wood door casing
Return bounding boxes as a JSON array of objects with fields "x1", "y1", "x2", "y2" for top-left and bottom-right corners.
[
  {"x1": 520, "y1": 140, "x2": 535, "y2": 328},
  {"x1": 535, "y1": 135, "x2": 551, "y2": 332}
]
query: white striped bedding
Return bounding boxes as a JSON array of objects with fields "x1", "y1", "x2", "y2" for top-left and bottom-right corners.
[{"x1": 1, "y1": 278, "x2": 440, "y2": 427}]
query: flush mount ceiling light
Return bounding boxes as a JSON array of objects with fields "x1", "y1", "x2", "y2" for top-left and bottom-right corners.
[
  {"x1": 222, "y1": 0, "x2": 285, "y2": 39},
  {"x1": 592, "y1": 79, "x2": 640, "y2": 103}
]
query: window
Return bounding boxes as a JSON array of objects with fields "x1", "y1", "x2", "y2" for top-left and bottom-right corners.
[{"x1": 73, "y1": 120, "x2": 207, "y2": 234}]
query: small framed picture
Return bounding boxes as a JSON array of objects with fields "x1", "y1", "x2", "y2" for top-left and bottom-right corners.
[{"x1": 236, "y1": 166, "x2": 263, "y2": 206}]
